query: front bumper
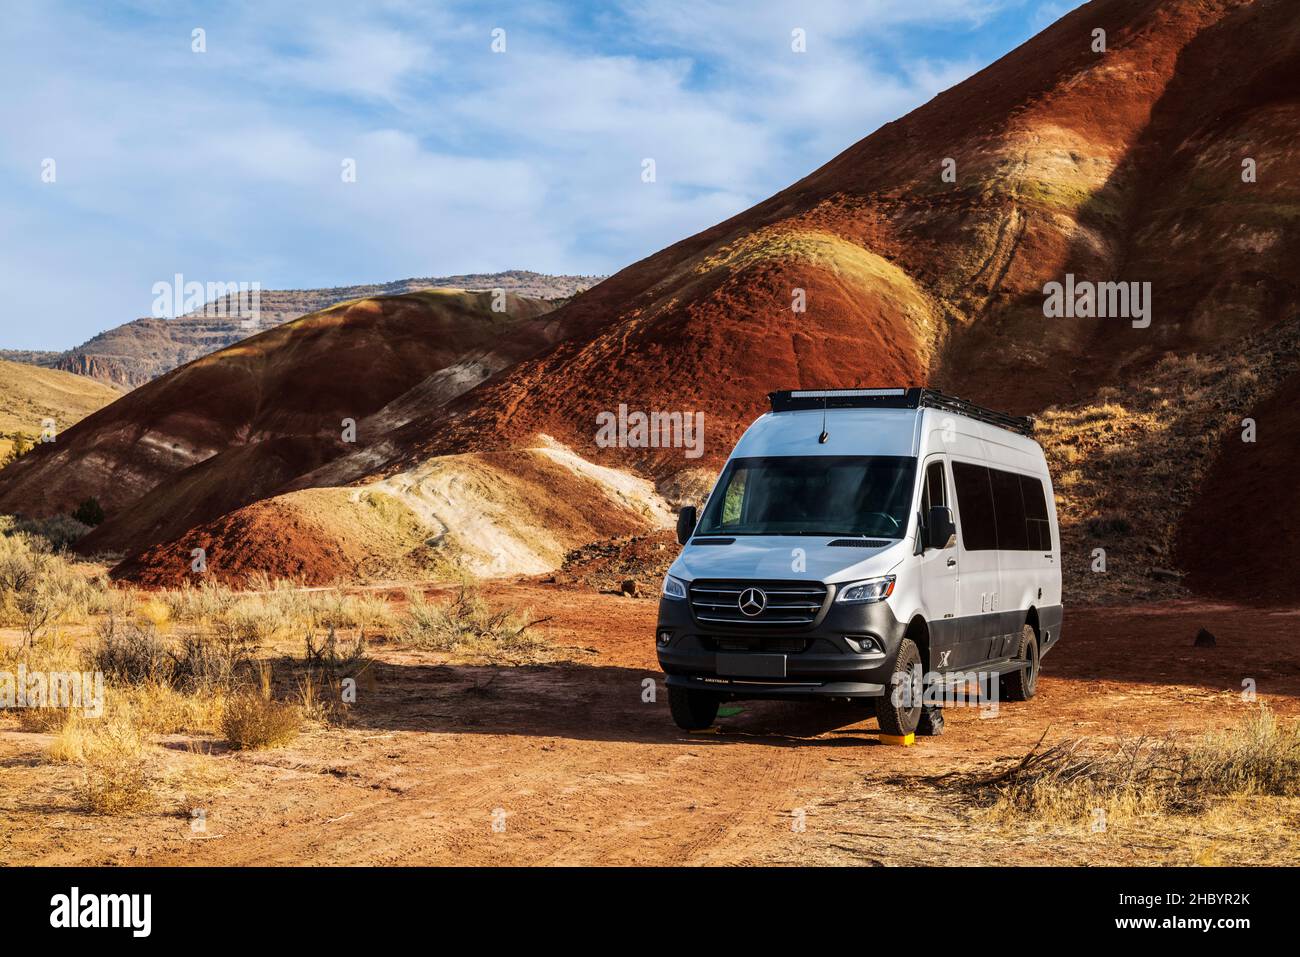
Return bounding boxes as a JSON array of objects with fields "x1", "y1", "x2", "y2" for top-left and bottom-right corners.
[{"x1": 655, "y1": 591, "x2": 909, "y2": 700}]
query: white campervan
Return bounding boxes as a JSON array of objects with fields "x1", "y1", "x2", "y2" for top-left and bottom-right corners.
[{"x1": 656, "y1": 388, "x2": 1062, "y2": 737}]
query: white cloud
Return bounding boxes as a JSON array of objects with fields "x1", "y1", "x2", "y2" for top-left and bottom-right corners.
[{"x1": 0, "y1": 0, "x2": 1061, "y2": 349}]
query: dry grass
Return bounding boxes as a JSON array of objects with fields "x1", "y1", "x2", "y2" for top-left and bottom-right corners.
[
  {"x1": 159, "y1": 579, "x2": 238, "y2": 623},
  {"x1": 51, "y1": 706, "x2": 158, "y2": 815},
  {"x1": 0, "y1": 631, "x2": 88, "y2": 731},
  {"x1": 0, "y1": 569, "x2": 400, "y2": 817},
  {"x1": 401, "y1": 585, "x2": 548, "y2": 660},
  {"x1": 135, "y1": 597, "x2": 171, "y2": 630},
  {"x1": 221, "y1": 694, "x2": 301, "y2": 750},
  {"x1": 1036, "y1": 317, "x2": 1300, "y2": 603},
  {"x1": 159, "y1": 577, "x2": 395, "y2": 641},
  {"x1": 119, "y1": 680, "x2": 226, "y2": 735},
  {"x1": 939, "y1": 706, "x2": 1300, "y2": 826},
  {"x1": 298, "y1": 626, "x2": 374, "y2": 723},
  {"x1": 220, "y1": 666, "x2": 301, "y2": 750},
  {"x1": 0, "y1": 527, "x2": 113, "y2": 639}
]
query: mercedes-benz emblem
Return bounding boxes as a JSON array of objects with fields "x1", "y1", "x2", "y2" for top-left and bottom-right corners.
[{"x1": 738, "y1": 587, "x2": 767, "y2": 617}]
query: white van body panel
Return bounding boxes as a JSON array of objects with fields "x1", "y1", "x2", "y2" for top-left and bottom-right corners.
[
  {"x1": 662, "y1": 397, "x2": 1063, "y2": 683},
  {"x1": 674, "y1": 535, "x2": 910, "y2": 585},
  {"x1": 730, "y1": 409, "x2": 920, "y2": 459}
]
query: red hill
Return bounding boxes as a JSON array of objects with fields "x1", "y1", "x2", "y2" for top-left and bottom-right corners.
[{"x1": 2, "y1": 0, "x2": 1296, "y2": 601}]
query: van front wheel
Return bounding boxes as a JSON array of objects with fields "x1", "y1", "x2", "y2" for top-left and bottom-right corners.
[
  {"x1": 875, "y1": 638, "x2": 923, "y2": 737},
  {"x1": 1001, "y1": 625, "x2": 1040, "y2": 701},
  {"x1": 669, "y1": 686, "x2": 720, "y2": 730}
]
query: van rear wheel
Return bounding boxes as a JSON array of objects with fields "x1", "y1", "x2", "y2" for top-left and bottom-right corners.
[
  {"x1": 668, "y1": 686, "x2": 720, "y2": 730},
  {"x1": 1001, "y1": 625, "x2": 1040, "y2": 701},
  {"x1": 875, "y1": 638, "x2": 923, "y2": 737}
]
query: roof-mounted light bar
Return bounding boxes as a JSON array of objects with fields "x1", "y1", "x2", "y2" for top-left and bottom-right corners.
[
  {"x1": 768, "y1": 387, "x2": 1034, "y2": 436},
  {"x1": 788, "y1": 388, "x2": 906, "y2": 399}
]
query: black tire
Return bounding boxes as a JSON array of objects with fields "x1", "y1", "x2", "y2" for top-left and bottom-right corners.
[
  {"x1": 875, "y1": 638, "x2": 923, "y2": 737},
  {"x1": 1001, "y1": 624, "x2": 1040, "y2": 701},
  {"x1": 669, "y1": 686, "x2": 720, "y2": 730},
  {"x1": 918, "y1": 704, "x2": 945, "y2": 736}
]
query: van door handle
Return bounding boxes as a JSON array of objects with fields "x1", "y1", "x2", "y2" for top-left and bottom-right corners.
[{"x1": 946, "y1": 558, "x2": 957, "y2": 567}]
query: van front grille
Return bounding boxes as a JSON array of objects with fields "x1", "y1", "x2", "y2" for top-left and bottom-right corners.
[{"x1": 688, "y1": 579, "x2": 828, "y2": 627}]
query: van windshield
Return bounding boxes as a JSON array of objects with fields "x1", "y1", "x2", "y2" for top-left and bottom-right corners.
[{"x1": 695, "y1": 456, "x2": 917, "y2": 538}]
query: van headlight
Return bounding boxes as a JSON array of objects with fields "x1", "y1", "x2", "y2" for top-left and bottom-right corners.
[
  {"x1": 835, "y1": 576, "x2": 896, "y2": 604},
  {"x1": 662, "y1": 574, "x2": 688, "y2": 601}
]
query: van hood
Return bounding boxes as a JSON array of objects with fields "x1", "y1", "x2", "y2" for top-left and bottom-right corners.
[{"x1": 669, "y1": 536, "x2": 907, "y2": 584}]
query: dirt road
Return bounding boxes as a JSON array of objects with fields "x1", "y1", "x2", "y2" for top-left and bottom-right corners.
[{"x1": 3, "y1": 584, "x2": 1299, "y2": 866}]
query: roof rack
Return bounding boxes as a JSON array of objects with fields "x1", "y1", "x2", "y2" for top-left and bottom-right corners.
[{"x1": 767, "y1": 387, "x2": 1034, "y2": 436}]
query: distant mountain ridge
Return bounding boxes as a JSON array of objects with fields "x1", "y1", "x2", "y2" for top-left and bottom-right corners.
[
  {"x1": 0, "y1": 350, "x2": 61, "y2": 368},
  {"x1": 4, "y1": 271, "x2": 604, "y2": 389}
]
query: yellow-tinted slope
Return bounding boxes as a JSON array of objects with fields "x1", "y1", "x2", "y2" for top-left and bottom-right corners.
[{"x1": 0, "y1": 359, "x2": 120, "y2": 460}]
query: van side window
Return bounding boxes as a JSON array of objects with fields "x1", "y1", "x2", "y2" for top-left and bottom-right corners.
[
  {"x1": 720, "y1": 468, "x2": 748, "y2": 526},
  {"x1": 922, "y1": 460, "x2": 947, "y2": 513},
  {"x1": 1021, "y1": 474, "x2": 1053, "y2": 551},
  {"x1": 990, "y1": 468, "x2": 1029, "y2": 551},
  {"x1": 954, "y1": 462, "x2": 1053, "y2": 552},
  {"x1": 952, "y1": 462, "x2": 998, "y2": 550}
]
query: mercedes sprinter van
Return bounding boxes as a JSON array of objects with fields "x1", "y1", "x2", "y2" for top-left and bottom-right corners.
[{"x1": 656, "y1": 388, "x2": 1062, "y2": 737}]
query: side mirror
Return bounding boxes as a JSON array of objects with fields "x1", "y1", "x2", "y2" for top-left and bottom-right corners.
[
  {"x1": 676, "y1": 505, "x2": 697, "y2": 545},
  {"x1": 926, "y1": 506, "x2": 957, "y2": 550}
]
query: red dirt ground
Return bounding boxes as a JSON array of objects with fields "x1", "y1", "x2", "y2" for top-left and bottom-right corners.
[{"x1": 2, "y1": 583, "x2": 1298, "y2": 866}]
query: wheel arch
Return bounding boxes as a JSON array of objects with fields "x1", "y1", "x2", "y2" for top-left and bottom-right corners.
[{"x1": 905, "y1": 614, "x2": 931, "y2": 672}]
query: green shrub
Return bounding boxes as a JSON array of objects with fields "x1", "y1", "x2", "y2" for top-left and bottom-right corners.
[{"x1": 71, "y1": 497, "x2": 105, "y2": 527}]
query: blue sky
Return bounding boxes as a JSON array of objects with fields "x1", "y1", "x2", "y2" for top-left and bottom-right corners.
[{"x1": 0, "y1": 0, "x2": 1081, "y2": 350}]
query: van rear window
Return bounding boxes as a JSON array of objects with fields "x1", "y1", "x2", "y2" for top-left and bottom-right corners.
[
  {"x1": 1021, "y1": 473, "x2": 1053, "y2": 551},
  {"x1": 696, "y1": 456, "x2": 916, "y2": 538},
  {"x1": 953, "y1": 462, "x2": 1052, "y2": 552}
]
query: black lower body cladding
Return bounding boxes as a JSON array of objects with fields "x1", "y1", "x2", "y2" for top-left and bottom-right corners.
[
  {"x1": 1038, "y1": 603, "x2": 1064, "y2": 655},
  {"x1": 655, "y1": 594, "x2": 909, "y2": 700},
  {"x1": 656, "y1": 596, "x2": 1065, "y2": 702}
]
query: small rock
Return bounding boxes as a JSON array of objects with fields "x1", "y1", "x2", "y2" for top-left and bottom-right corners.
[
  {"x1": 1150, "y1": 567, "x2": 1183, "y2": 582},
  {"x1": 620, "y1": 578, "x2": 641, "y2": 597},
  {"x1": 1194, "y1": 627, "x2": 1216, "y2": 648}
]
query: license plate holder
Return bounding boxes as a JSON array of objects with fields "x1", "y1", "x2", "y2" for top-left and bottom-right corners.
[{"x1": 716, "y1": 653, "x2": 787, "y2": 678}]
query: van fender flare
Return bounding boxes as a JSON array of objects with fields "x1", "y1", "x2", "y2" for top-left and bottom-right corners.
[{"x1": 896, "y1": 608, "x2": 934, "y2": 672}]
